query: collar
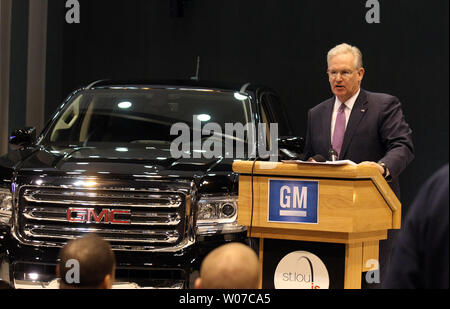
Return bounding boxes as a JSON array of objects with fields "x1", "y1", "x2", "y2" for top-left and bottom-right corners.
[{"x1": 334, "y1": 88, "x2": 361, "y2": 111}]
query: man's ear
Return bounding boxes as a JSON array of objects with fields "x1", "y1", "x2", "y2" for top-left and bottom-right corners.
[
  {"x1": 100, "y1": 273, "x2": 113, "y2": 289},
  {"x1": 55, "y1": 264, "x2": 60, "y2": 278},
  {"x1": 194, "y1": 277, "x2": 202, "y2": 289},
  {"x1": 357, "y1": 67, "x2": 365, "y2": 82}
]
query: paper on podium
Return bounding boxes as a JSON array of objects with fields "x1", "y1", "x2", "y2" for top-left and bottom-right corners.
[{"x1": 281, "y1": 159, "x2": 357, "y2": 166}]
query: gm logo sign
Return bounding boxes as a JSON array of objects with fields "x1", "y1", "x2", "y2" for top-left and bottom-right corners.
[{"x1": 268, "y1": 179, "x2": 319, "y2": 224}]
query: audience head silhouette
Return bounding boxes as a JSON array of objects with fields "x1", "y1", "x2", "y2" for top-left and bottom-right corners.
[
  {"x1": 195, "y1": 242, "x2": 260, "y2": 289},
  {"x1": 57, "y1": 233, "x2": 116, "y2": 289}
]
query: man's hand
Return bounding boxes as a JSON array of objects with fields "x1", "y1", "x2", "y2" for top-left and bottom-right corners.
[{"x1": 359, "y1": 161, "x2": 384, "y2": 175}]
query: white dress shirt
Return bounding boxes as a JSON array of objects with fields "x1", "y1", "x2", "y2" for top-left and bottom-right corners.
[{"x1": 330, "y1": 89, "x2": 361, "y2": 143}]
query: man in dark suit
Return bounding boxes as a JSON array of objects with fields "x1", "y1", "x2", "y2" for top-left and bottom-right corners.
[
  {"x1": 384, "y1": 164, "x2": 448, "y2": 289},
  {"x1": 303, "y1": 43, "x2": 414, "y2": 288},
  {"x1": 303, "y1": 43, "x2": 414, "y2": 198}
]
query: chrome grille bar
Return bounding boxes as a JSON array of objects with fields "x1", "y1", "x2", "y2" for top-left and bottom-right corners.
[
  {"x1": 17, "y1": 186, "x2": 188, "y2": 250},
  {"x1": 23, "y1": 225, "x2": 180, "y2": 243},
  {"x1": 22, "y1": 207, "x2": 181, "y2": 226},
  {"x1": 23, "y1": 189, "x2": 182, "y2": 208}
]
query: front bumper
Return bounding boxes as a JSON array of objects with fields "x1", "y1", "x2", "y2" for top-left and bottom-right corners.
[{"x1": 1, "y1": 227, "x2": 247, "y2": 289}]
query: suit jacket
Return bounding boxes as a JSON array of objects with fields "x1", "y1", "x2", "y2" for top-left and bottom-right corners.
[
  {"x1": 303, "y1": 89, "x2": 414, "y2": 197},
  {"x1": 384, "y1": 164, "x2": 449, "y2": 288}
]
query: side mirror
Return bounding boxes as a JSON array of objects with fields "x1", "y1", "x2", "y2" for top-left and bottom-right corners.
[{"x1": 9, "y1": 127, "x2": 36, "y2": 147}]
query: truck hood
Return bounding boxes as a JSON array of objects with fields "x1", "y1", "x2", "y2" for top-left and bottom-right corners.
[{"x1": 16, "y1": 144, "x2": 238, "y2": 178}]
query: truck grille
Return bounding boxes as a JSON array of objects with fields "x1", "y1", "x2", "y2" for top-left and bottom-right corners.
[{"x1": 16, "y1": 187, "x2": 189, "y2": 251}]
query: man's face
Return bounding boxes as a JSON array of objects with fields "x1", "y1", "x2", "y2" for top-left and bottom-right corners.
[{"x1": 328, "y1": 52, "x2": 364, "y2": 102}]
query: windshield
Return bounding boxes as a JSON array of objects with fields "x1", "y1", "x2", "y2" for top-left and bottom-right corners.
[{"x1": 41, "y1": 88, "x2": 252, "y2": 147}]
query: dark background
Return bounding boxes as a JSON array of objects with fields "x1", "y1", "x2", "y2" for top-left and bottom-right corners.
[{"x1": 10, "y1": 0, "x2": 450, "y2": 210}]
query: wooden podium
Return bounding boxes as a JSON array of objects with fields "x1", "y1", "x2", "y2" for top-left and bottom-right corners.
[{"x1": 232, "y1": 160, "x2": 401, "y2": 289}]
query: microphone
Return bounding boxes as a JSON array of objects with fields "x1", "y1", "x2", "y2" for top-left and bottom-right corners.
[
  {"x1": 328, "y1": 149, "x2": 338, "y2": 161},
  {"x1": 311, "y1": 154, "x2": 326, "y2": 162}
]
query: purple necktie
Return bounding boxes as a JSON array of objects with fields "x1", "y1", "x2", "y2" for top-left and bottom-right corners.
[{"x1": 332, "y1": 103, "x2": 346, "y2": 158}]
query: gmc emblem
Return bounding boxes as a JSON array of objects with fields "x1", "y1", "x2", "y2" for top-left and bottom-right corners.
[{"x1": 67, "y1": 208, "x2": 131, "y2": 224}]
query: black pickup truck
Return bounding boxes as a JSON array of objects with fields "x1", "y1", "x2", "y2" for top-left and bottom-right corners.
[{"x1": 0, "y1": 80, "x2": 303, "y2": 288}]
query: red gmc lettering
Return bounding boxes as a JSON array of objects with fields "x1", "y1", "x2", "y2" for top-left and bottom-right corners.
[
  {"x1": 67, "y1": 208, "x2": 131, "y2": 224},
  {"x1": 66, "y1": 208, "x2": 88, "y2": 222},
  {"x1": 110, "y1": 210, "x2": 131, "y2": 224},
  {"x1": 88, "y1": 209, "x2": 109, "y2": 223}
]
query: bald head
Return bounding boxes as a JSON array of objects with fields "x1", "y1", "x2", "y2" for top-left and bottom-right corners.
[
  {"x1": 196, "y1": 242, "x2": 260, "y2": 289},
  {"x1": 57, "y1": 233, "x2": 116, "y2": 289}
]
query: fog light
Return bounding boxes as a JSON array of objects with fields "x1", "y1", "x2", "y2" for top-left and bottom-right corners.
[{"x1": 221, "y1": 203, "x2": 236, "y2": 218}]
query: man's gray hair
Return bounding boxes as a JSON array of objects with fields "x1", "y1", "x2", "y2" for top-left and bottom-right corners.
[{"x1": 327, "y1": 43, "x2": 363, "y2": 69}]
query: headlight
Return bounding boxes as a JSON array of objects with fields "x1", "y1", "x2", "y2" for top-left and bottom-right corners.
[
  {"x1": 196, "y1": 195, "x2": 246, "y2": 235},
  {"x1": 0, "y1": 188, "x2": 13, "y2": 226}
]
